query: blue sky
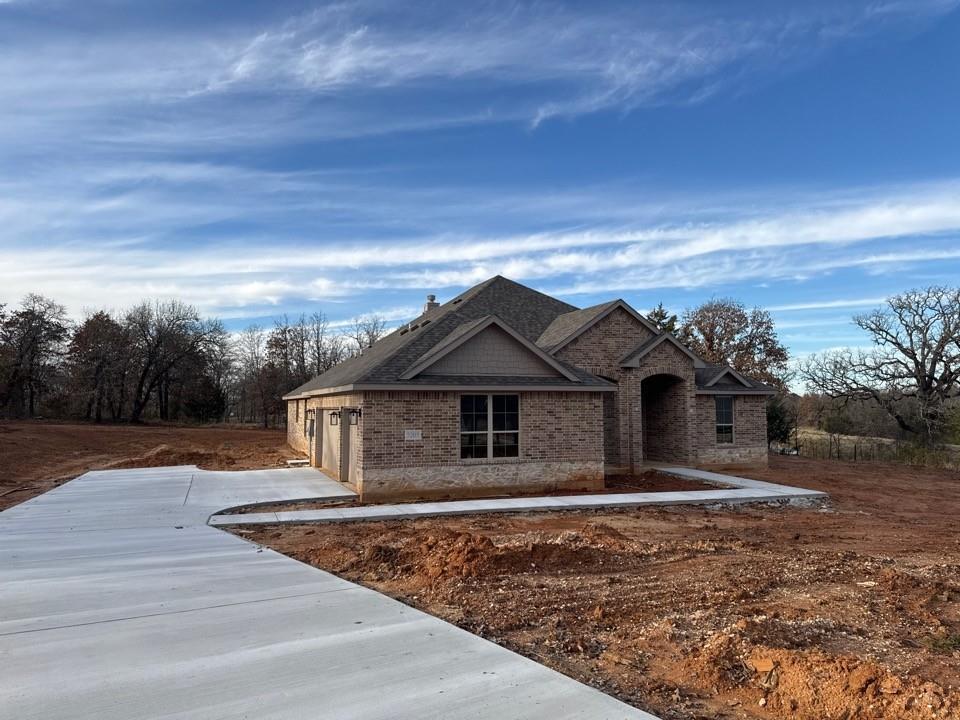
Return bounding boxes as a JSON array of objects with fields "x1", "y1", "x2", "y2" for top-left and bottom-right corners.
[{"x1": 2, "y1": 0, "x2": 960, "y2": 365}]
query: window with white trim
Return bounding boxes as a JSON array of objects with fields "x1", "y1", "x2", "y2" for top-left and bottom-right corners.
[
  {"x1": 460, "y1": 394, "x2": 519, "y2": 459},
  {"x1": 715, "y1": 396, "x2": 734, "y2": 444}
]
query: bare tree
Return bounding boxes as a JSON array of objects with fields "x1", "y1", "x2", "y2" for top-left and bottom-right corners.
[
  {"x1": 801, "y1": 287, "x2": 960, "y2": 442},
  {"x1": 0, "y1": 294, "x2": 70, "y2": 417},
  {"x1": 679, "y1": 298, "x2": 790, "y2": 388},
  {"x1": 350, "y1": 314, "x2": 387, "y2": 353},
  {"x1": 235, "y1": 324, "x2": 288, "y2": 428},
  {"x1": 125, "y1": 300, "x2": 223, "y2": 423}
]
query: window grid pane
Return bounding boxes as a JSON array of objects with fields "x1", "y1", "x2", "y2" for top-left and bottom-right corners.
[
  {"x1": 460, "y1": 394, "x2": 519, "y2": 459},
  {"x1": 715, "y1": 396, "x2": 734, "y2": 443},
  {"x1": 492, "y1": 432, "x2": 519, "y2": 458}
]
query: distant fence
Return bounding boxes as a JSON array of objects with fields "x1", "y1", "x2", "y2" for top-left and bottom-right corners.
[{"x1": 787, "y1": 435, "x2": 960, "y2": 469}]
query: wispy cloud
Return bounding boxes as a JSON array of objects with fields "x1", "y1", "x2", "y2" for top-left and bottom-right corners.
[
  {"x1": 768, "y1": 298, "x2": 888, "y2": 312},
  {"x1": 2, "y1": 0, "x2": 956, "y2": 152},
  {"x1": 1, "y1": 0, "x2": 958, "y2": 340},
  {"x1": 2, "y1": 171, "x2": 960, "y2": 320}
]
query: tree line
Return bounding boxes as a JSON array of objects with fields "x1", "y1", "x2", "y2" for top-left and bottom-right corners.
[
  {"x1": 0, "y1": 295, "x2": 386, "y2": 426},
  {"x1": 6, "y1": 285, "x2": 952, "y2": 448}
]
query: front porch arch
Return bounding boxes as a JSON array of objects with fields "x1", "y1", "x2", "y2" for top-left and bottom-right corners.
[{"x1": 640, "y1": 373, "x2": 690, "y2": 463}]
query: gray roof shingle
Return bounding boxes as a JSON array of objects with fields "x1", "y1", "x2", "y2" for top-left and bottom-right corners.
[
  {"x1": 285, "y1": 276, "x2": 606, "y2": 397},
  {"x1": 285, "y1": 275, "x2": 777, "y2": 398}
]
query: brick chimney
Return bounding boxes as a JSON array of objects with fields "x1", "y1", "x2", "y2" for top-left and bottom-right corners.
[{"x1": 423, "y1": 294, "x2": 439, "y2": 313}]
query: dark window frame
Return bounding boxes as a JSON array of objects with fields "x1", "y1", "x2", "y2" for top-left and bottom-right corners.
[
  {"x1": 460, "y1": 393, "x2": 520, "y2": 459},
  {"x1": 715, "y1": 395, "x2": 734, "y2": 444}
]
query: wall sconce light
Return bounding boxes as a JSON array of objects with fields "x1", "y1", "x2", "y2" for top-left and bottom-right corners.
[
  {"x1": 330, "y1": 411, "x2": 340, "y2": 426},
  {"x1": 348, "y1": 408, "x2": 362, "y2": 425}
]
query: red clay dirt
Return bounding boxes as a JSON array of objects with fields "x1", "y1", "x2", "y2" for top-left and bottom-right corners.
[
  {"x1": 241, "y1": 456, "x2": 960, "y2": 720},
  {"x1": 0, "y1": 420, "x2": 300, "y2": 511}
]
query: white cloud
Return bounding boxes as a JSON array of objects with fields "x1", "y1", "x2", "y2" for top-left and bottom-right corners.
[
  {"x1": 3, "y1": 176, "x2": 960, "y2": 318},
  {"x1": 1, "y1": 0, "x2": 955, "y2": 151},
  {"x1": 768, "y1": 298, "x2": 888, "y2": 312}
]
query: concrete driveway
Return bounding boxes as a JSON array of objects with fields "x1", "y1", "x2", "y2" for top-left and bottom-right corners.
[{"x1": 0, "y1": 466, "x2": 657, "y2": 719}]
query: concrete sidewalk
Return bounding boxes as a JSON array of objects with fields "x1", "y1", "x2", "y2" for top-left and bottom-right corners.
[
  {"x1": 0, "y1": 465, "x2": 657, "y2": 720},
  {"x1": 210, "y1": 467, "x2": 827, "y2": 527}
]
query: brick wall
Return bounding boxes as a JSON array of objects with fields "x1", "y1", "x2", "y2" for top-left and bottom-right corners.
[
  {"x1": 360, "y1": 391, "x2": 459, "y2": 469},
  {"x1": 620, "y1": 340, "x2": 697, "y2": 469},
  {"x1": 555, "y1": 307, "x2": 654, "y2": 469},
  {"x1": 286, "y1": 399, "x2": 309, "y2": 454},
  {"x1": 641, "y1": 375, "x2": 689, "y2": 463},
  {"x1": 555, "y1": 307, "x2": 654, "y2": 378},
  {"x1": 692, "y1": 394, "x2": 768, "y2": 466},
  {"x1": 359, "y1": 390, "x2": 604, "y2": 468},
  {"x1": 355, "y1": 389, "x2": 605, "y2": 500}
]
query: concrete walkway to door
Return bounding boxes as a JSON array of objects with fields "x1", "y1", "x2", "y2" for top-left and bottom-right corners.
[
  {"x1": 0, "y1": 465, "x2": 657, "y2": 720},
  {"x1": 210, "y1": 466, "x2": 827, "y2": 527}
]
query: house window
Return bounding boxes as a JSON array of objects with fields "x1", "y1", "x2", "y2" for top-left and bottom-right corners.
[
  {"x1": 460, "y1": 394, "x2": 519, "y2": 459},
  {"x1": 715, "y1": 396, "x2": 734, "y2": 444}
]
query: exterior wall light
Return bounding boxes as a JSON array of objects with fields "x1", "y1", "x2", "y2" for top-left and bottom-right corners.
[
  {"x1": 330, "y1": 411, "x2": 340, "y2": 426},
  {"x1": 348, "y1": 408, "x2": 362, "y2": 425}
]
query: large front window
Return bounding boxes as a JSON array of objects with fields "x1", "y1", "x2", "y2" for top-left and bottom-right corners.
[
  {"x1": 460, "y1": 394, "x2": 519, "y2": 459},
  {"x1": 715, "y1": 396, "x2": 734, "y2": 443}
]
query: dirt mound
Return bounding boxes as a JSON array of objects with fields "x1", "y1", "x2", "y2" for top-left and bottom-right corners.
[
  {"x1": 753, "y1": 646, "x2": 957, "y2": 719},
  {"x1": 104, "y1": 442, "x2": 290, "y2": 472},
  {"x1": 1, "y1": 422, "x2": 297, "y2": 510},
  {"x1": 682, "y1": 625, "x2": 959, "y2": 719},
  {"x1": 414, "y1": 531, "x2": 497, "y2": 579},
  {"x1": 877, "y1": 567, "x2": 958, "y2": 626},
  {"x1": 105, "y1": 444, "x2": 218, "y2": 469},
  {"x1": 243, "y1": 455, "x2": 960, "y2": 720}
]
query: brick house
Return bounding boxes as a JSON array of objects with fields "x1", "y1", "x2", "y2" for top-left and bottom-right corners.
[{"x1": 284, "y1": 276, "x2": 776, "y2": 500}]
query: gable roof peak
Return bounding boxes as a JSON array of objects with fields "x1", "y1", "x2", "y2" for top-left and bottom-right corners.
[
  {"x1": 538, "y1": 298, "x2": 658, "y2": 353},
  {"x1": 398, "y1": 314, "x2": 581, "y2": 382}
]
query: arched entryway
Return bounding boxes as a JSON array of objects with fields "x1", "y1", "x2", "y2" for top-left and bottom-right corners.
[{"x1": 640, "y1": 373, "x2": 689, "y2": 463}]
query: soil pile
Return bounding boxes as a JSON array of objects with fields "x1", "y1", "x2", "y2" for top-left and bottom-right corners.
[{"x1": 244, "y1": 455, "x2": 960, "y2": 720}]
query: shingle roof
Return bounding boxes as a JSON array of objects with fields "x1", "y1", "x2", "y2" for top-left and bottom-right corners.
[
  {"x1": 284, "y1": 276, "x2": 605, "y2": 397},
  {"x1": 694, "y1": 364, "x2": 778, "y2": 394},
  {"x1": 284, "y1": 275, "x2": 777, "y2": 398}
]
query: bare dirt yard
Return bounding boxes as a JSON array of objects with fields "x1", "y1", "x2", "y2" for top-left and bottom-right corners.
[
  {"x1": 0, "y1": 420, "x2": 299, "y2": 511},
  {"x1": 241, "y1": 456, "x2": 960, "y2": 720}
]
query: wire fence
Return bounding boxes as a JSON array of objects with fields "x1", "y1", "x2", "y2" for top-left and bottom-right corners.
[{"x1": 785, "y1": 435, "x2": 960, "y2": 469}]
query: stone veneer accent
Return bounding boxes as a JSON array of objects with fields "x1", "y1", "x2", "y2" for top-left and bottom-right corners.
[{"x1": 361, "y1": 461, "x2": 602, "y2": 501}]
